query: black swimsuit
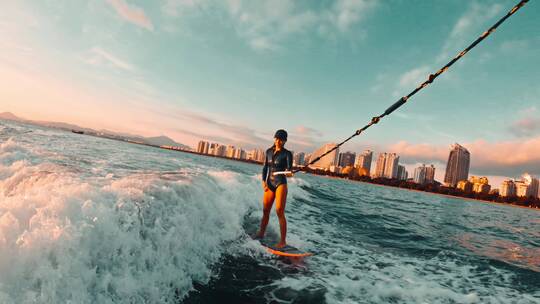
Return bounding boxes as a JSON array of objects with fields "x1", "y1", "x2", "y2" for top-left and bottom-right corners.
[{"x1": 262, "y1": 147, "x2": 293, "y2": 192}]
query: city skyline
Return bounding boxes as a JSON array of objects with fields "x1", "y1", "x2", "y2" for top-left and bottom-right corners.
[
  {"x1": 192, "y1": 136, "x2": 539, "y2": 199},
  {"x1": 1, "y1": 1, "x2": 539, "y2": 183}
]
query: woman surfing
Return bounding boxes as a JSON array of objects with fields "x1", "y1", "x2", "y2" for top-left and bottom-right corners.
[{"x1": 255, "y1": 129, "x2": 293, "y2": 248}]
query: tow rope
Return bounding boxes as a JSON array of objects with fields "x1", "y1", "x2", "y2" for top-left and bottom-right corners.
[{"x1": 294, "y1": 0, "x2": 529, "y2": 173}]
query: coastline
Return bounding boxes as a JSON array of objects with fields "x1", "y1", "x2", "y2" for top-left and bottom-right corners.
[{"x1": 3, "y1": 119, "x2": 538, "y2": 211}]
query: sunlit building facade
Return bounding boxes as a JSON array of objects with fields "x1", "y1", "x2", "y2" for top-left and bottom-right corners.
[
  {"x1": 374, "y1": 152, "x2": 399, "y2": 179},
  {"x1": 500, "y1": 180, "x2": 516, "y2": 197},
  {"x1": 309, "y1": 143, "x2": 339, "y2": 170},
  {"x1": 444, "y1": 143, "x2": 470, "y2": 187},
  {"x1": 355, "y1": 150, "x2": 373, "y2": 175}
]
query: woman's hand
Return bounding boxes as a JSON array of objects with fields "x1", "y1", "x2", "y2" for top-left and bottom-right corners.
[
  {"x1": 262, "y1": 181, "x2": 269, "y2": 192},
  {"x1": 285, "y1": 172, "x2": 294, "y2": 177}
]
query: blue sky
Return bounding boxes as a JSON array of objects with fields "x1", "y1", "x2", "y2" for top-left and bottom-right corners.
[{"x1": 1, "y1": 0, "x2": 539, "y2": 181}]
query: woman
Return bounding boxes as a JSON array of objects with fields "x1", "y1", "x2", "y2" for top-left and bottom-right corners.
[{"x1": 255, "y1": 129, "x2": 293, "y2": 248}]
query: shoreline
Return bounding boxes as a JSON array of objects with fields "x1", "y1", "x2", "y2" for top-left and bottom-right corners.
[
  {"x1": 3, "y1": 119, "x2": 538, "y2": 211},
  {"x1": 311, "y1": 174, "x2": 540, "y2": 211}
]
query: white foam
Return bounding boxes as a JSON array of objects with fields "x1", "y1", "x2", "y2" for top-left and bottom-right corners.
[{"x1": 0, "y1": 139, "x2": 260, "y2": 303}]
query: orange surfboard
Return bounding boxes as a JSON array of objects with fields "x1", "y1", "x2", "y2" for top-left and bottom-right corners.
[{"x1": 258, "y1": 240, "x2": 313, "y2": 258}]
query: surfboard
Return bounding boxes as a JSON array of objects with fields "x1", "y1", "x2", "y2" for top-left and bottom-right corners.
[{"x1": 257, "y1": 239, "x2": 313, "y2": 258}]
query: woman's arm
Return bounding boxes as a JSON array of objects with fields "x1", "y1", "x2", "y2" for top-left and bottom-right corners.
[
  {"x1": 285, "y1": 151, "x2": 294, "y2": 177},
  {"x1": 262, "y1": 149, "x2": 269, "y2": 189}
]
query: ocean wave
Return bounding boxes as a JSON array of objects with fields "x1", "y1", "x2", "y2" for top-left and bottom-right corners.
[{"x1": 0, "y1": 139, "x2": 259, "y2": 303}]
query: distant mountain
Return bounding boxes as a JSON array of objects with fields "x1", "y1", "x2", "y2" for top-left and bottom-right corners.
[
  {"x1": 144, "y1": 135, "x2": 188, "y2": 148},
  {"x1": 33, "y1": 120, "x2": 94, "y2": 133},
  {"x1": 0, "y1": 112, "x2": 191, "y2": 149},
  {"x1": 0, "y1": 112, "x2": 23, "y2": 121}
]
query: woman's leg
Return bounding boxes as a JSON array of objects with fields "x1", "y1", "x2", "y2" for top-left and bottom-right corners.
[
  {"x1": 275, "y1": 184, "x2": 288, "y2": 248},
  {"x1": 256, "y1": 188, "x2": 275, "y2": 238}
]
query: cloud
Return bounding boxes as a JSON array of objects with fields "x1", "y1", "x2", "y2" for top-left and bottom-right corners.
[
  {"x1": 106, "y1": 0, "x2": 154, "y2": 31},
  {"x1": 437, "y1": 2, "x2": 503, "y2": 62},
  {"x1": 85, "y1": 47, "x2": 135, "y2": 72},
  {"x1": 398, "y1": 65, "x2": 430, "y2": 89},
  {"x1": 163, "y1": 0, "x2": 376, "y2": 51},
  {"x1": 330, "y1": 0, "x2": 374, "y2": 32},
  {"x1": 508, "y1": 116, "x2": 540, "y2": 137},
  {"x1": 295, "y1": 125, "x2": 323, "y2": 137},
  {"x1": 387, "y1": 138, "x2": 540, "y2": 177}
]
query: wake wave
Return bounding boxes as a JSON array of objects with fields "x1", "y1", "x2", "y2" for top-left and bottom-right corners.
[{"x1": 0, "y1": 139, "x2": 258, "y2": 303}]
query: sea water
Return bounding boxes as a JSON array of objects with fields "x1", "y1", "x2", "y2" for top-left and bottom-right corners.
[{"x1": 0, "y1": 120, "x2": 538, "y2": 304}]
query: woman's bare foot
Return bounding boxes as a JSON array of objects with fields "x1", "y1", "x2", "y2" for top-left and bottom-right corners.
[
  {"x1": 253, "y1": 231, "x2": 264, "y2": 240},
  {"x1": 274, "y1": 242, "x2": 287, "y2": 249}
]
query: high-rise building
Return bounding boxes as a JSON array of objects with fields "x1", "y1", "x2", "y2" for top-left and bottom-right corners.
[
  {"x1": 374, "y1": 153, "x2": 387, "y2": 178},
  {"x1": 374, "y1": 152, "x2": 399, "y2": 178},
  {"x1": 225, "y1": 145, "x2": 235, "y2": 158},
  {"x1": 518, "y1": 173, "x2": 539, "y2": 198},
  {"x1": 197, "y1": 140, "x2": 209, "y2": 154},
  {"x1": 338, "y1": 151, "x2": 356, "y2": 168},
  {"x1": 355, "y1": 150, "x2": 373, "y2": 175},
  {"x1": 256, "y1": 149, "x2": 265, "y2": 162},
  {"x1": 500, "y1": 180, "x2": 516, "y2": 197},
  {"x1": 233, "y1": 148, "x2": 244, "y2": 159},
  {"x1": 444, "y1": 143, "x2": 470, "y2": 187},
  {"x1": 293, "y1": 152, "x2": 306, "y2": 166},
  {"x1": 414, "y1": 164, "x2": 427, "y2": 184},
  {"x1": 309, "y1": 143, "x2": 339, "y2": 170},
  {"x1": 425, "y1": 164, "x2": 436, "y2": 184},
  {"x1": 208, "y1": 143, "x2": 217, "y2": 155},
  {"x1": 215, "y1": 145, "x2": 226, "y2": 157},
  {"x1": 384, "y1": 153, "x2": 399, "y2": 179},
  {"x1": 397, "y1": 165, "x2": 408, "y2": 180}
]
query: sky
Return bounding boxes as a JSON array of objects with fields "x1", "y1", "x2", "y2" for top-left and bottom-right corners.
[{"x1": 1, "y1": 0, "x2": 539, "y2": 185}]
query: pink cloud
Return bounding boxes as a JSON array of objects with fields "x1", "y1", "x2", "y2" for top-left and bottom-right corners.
[
  {"x1": 508, "y1": 116, "x2": 540, "y2": 137},
  {"x1": 106, "y1": 0, "x2": 154, "y2": 31}
]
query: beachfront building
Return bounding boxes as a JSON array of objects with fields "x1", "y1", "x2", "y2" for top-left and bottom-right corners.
[
  {"x1": 414, "y1": 164, "x2": 436, "y2": 184},
  {"x1": 197, "y1": 140, "x2": 210, "y2": 154},
  {"x1": 215, "y1": 145, "x2": 226, "y2": 157},
  {"x1": 374, "y1": 153, "x2": 386, "y2": 178},
  {"x1": 233, "y1": 148, "x2": 245, "y2": 160},
  {"x1": 355, "y1": 150, "x2": 373, "y2": 175},
  {"x1": 470, "y1": 176, "x2": 491, "y2": 194},
  {"x1": 338, "y1": 152, "x2": 356, "y2": 168},
  {"x1": 247, "y1": 149, "x2": 265, "y2": 162},
  {"x1": 414, "y1": 164, "x2": 427, "y2": 184},
  {"x1": 374, "y1": 152, "x2": 399, "y2": 178},
  {"x1": 500, "y1": 180, "x2": 516, "y2": 197},
  {"x1": 397, "y1": 165, "x2": 408, "y2": 181},
  {"x1": 425, "y1": 164, "x2": 436, "y2": 184},
  {"x1": 515, "y1": 173, "x2": 539, "y2": 198},
  {"x1": 385, "y1": 153, "x2": 400, "y2": 179},
  {"x1": 225, "y1": 145, "x2": 235, "y2": 158},
  {"x1": 293, "y1": 152, "x2": 306, "y2": 166},
  {"x1": 457, "y1": 180, "x2": 473, "y2": 193},
  {"x1": 309, "y1": 143, "x2": 339, "y2": 170},
  {"x1": 444, "y1": 143, "x2": 470, "y2": 187}
]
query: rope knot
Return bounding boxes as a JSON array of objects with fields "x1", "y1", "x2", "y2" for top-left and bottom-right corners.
[
  {"x1": 427, "y1": 74, "x2": 436, "y2": 83},
  {"x1": 371, "y1": 116, "x2": 381, "y2": 124}
]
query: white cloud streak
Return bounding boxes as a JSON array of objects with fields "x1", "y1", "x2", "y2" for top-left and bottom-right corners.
[{"x1": 86, "y1": 47, "x2": 135, "y2": 72}]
